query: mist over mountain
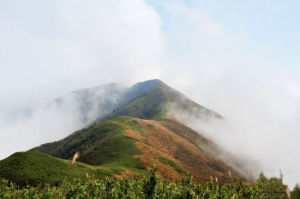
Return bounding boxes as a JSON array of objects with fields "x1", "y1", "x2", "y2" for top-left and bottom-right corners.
[
  {"x1": 1, "y1": 79, "x2": 247, "y2": 185},
  {"x1": 44, "y1": 79, "x2": 222, "y2": 129},
  {"x1": 0, "y1": 79, "x2": 218, "y2": 160},
  {"x1": 0, "y1": 83, "x2": 125, "y2": 160},
  {"x1": 51, "y1": 83, "x2": 127, "y2": 125}
]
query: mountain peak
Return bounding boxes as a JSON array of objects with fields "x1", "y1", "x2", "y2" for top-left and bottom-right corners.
[
  {"x1": 130, "y1": 79, "x2": 166, "y2": 92},
  {"x1": 102, "y1": 79, "x2": 221, "y2": 121}
]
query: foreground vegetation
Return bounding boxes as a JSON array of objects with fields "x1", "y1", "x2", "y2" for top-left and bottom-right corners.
[{"x1": 1, "y1": 168, "x2": 300, "y2": 199}]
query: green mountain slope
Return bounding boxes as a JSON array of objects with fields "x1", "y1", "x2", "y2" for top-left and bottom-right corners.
[
  {"x1": 0, "y1": 151, "x2": 114, "y2": 186},
  {"x1": 31, "y1": 116, "x2": 242, "y2": 184},
  {"x1": 1, "y1": 119, "x2": 149, "y2": 186},
  {"x1": 31, "y1": 119, "x2": 145, "y2": 172},
  {"x1": 101, "y1": 79, "x2": 221, "y2": 121}
]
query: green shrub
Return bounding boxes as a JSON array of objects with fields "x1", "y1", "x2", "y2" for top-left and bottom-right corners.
[{"x1": 0, "y1": 170, "x2": 297, "y2": 199}]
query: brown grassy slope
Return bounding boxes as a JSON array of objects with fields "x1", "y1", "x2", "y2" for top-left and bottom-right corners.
[{"x1": 119, "y1": 118, "x2": 242, "y2": 182}]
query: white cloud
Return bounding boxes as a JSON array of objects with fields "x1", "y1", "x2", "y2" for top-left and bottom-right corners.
[{"x1": 0, "y1": 0, "x2": 164, "y2": 112}]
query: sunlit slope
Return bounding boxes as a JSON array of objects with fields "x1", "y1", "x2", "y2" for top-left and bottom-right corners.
[
  {"x1": 32, "y1": 116, "x2": 241, "y2": 182},
  {"x1": 0, "y1": 151, "x2": 114, "y2": 186},
  {"x1": 31, "y1": 120, "x2": 145, "y2": 173}
]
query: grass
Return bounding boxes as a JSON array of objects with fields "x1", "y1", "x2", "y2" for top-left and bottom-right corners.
[
  {"x1": 73, "y1": 119, "x2": 146, "y2": 174},
  {"x1": 147, "y1": 124, "x2": 155, "y2": 128},
  {"x1": 112, "y1": 116, "x2": 148, "y2": 137},
  {"x1": 28, "y1": 118, "x2": 147, "y2": 184},
  {"x1": 33, "y1": 119, "x2": 145, "y2": 168},
  {"x1": 124, "y1": 120, "x2": 148, "y2": 137},
  {"x1": 0, "y1": 151, "x2": 114, "y2": 186},
  {"x1": 80, "y1": 131, "x2": 145, "y2": 173},
  {"x1": 112, "y1": 115, "x2": 133, "y2": 123},
  {"x1": 104, "y1": 87, "x2": 169, "y2": 120},
  {"x1": 159, "y1": 156, "x2": 185, "y2": 174},
  {"x1": 142, "y1": 140, "x2": 151, "y2": 146}
]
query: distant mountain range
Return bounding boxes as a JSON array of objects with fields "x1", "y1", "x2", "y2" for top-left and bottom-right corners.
[{"x1": 0, "y1": 79, "x2": 244, "y2": 186}]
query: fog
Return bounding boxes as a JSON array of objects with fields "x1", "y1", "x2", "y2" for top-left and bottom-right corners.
[
  {"x1": 170, "y1": 79, "x2": 300, "y2": 186},
  {"x1": 0, "y1": 0, "x2": 300, "y2": 187}
]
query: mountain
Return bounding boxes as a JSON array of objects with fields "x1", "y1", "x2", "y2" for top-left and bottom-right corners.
[
  {"x1": 0, "y1": 79, "x2": 244, "y2": 185},
  {"x1": 47, "y1": 79, "x2": 220, "y2": 126},
  {"x1": 30, "y1": 116, "x2": 240, "y2": 182}
]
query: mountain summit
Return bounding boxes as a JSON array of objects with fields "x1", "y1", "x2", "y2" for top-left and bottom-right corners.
[
  {"x1": 0, "y1": 79, "x2": 242, "y2": 185},
  {"x1": 99, "y1": 79, "x2": 221, "y2": 121}
]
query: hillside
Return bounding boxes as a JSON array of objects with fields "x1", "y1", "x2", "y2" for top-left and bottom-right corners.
[
  {"x1": 0, "y1": 151, "x2": 115, "y2": 186},
  {"x1": 31, "y1": 116, "x2": 241, "y2": 183}
]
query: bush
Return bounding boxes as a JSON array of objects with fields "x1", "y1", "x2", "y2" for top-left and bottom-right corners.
[{"x1": 0, "y1": 170, "x2": 296, "y2": 199}]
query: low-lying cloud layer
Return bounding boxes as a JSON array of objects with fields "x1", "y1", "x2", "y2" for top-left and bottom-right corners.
[{"x1": 0, "y1": 0, "x2": 300, "y2": 187}]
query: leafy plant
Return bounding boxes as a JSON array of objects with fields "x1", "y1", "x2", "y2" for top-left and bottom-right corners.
[{"x1": 0, "y1": 169, "x2": 294, "y2": 199}]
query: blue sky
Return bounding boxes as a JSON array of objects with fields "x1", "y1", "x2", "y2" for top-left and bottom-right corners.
[{"x1": 148, "y1": 0, "x2": 300, "y2": 75}]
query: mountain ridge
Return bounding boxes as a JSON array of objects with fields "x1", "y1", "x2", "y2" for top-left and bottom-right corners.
[{"x1": 0, "y1": 79, "x2": 244, "y2": 186}]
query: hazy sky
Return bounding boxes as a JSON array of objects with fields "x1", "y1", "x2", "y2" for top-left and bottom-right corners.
[{"x1": 1, "y1": 0, "x2": 300, "y2": 187}]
